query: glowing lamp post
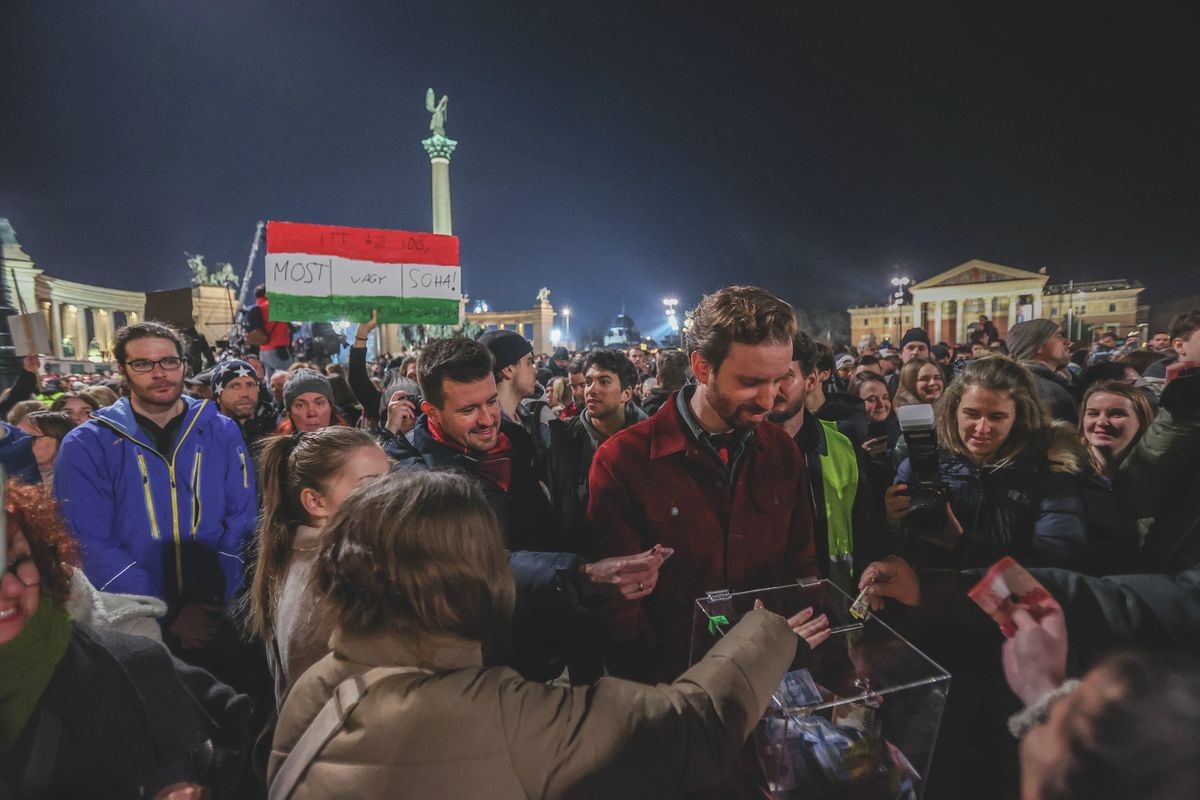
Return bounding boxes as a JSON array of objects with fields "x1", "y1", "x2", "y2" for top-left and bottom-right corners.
[{"x1": 890, "y1": 276, "x2": 911, "y2": 343}]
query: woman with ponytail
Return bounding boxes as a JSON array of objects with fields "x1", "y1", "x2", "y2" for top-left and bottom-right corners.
[{"x1": 247, "y1": 427, "x2": 389, "y2": 704}]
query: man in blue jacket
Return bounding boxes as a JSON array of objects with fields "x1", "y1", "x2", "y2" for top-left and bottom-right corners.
[{"x1": 55, "y1": 322, "x2": 257, "y2": 652}]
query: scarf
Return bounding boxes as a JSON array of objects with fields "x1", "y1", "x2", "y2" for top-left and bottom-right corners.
[
  {"x1": 428, "y1": 420, "x2": 515, "y2": 492},
  {"x1": 0, "y1": 594, "x2": 73, "y2": 752}
]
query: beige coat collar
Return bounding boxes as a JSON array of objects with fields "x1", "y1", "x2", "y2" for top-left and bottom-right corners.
[{"x1": 330, "y1": 628, "x2": 484, "y2": 672}]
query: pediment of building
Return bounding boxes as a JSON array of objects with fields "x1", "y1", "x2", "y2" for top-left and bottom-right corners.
[{"x1": 912, "y1": 259, "x2": 1048, "y2": 290}]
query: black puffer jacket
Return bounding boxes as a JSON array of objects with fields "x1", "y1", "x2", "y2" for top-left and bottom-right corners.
[{"x1": 896, "y1": 441, "x2": 1090, "y2": 571}]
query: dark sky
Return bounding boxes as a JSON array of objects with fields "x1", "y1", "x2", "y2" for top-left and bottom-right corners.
[{"x1": 3, "y1": 2, "x2": 1198, "y2": 339}]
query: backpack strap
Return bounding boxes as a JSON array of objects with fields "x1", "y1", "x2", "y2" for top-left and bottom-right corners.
[{"x1": 268, "y1": 665, "x2": 430, "y2": 800}]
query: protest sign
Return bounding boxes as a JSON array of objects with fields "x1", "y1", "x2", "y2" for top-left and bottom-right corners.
[{"x1": 265, "y1": 221, "x2": 461, "y2": 324}]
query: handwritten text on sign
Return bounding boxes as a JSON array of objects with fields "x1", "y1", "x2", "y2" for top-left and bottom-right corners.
[{"x1": 267, "y1": 256, "x2": 460, "y2": 300}]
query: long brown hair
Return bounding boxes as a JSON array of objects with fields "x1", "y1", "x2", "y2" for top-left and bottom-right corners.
[
  {"x1": 246, "y1": 427, "x2": 378, "y2": 643},
  {"x1": 936, "y1": 356, "x2": 1055, "y2": 468},
  {"x1": 894, "y1": 357, "x2": 943, "y2": 408},
  {"x1": 315, "y1": 471, "x2": 515, "y2": 652},
  {"x1": 1077, "y1": 380, "x2": 1155, "y2": 475}
]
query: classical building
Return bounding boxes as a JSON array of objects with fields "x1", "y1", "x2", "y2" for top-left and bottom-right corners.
[
  {"x1": 2, "y1": 218, "x2": 237, "y2": 366},
  {"x1": 847, "y1": 259, "x2": 1146, "y2": 347}
]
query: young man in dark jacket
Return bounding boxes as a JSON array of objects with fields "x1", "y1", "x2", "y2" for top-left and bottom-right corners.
[
  {"x1": 1008, "y1": 319, "x2": 1079, "y2": 423},
  {"x1": 547, "y1": 349, "x2": 646, "y2": 551},
  {"x1": 586, "y1": 286, "x2": 824, "y2": 685}
]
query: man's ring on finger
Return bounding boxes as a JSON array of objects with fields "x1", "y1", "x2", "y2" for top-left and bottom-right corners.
[{"x1": 637, "y1": 581, "x2": 645, "y2": 591}]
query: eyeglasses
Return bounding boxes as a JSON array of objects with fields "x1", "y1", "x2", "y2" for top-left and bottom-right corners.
[
  {"x1": 3, "y1": 554, "x2": 40, "y2": 588},
  {"x1": 124, "y1": 357, "x2": 184, "y2": 373}
]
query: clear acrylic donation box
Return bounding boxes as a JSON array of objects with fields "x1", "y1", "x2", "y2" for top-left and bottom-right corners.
[{"x1": 690, "y1": 579, "x2": 950, "y2": 800}]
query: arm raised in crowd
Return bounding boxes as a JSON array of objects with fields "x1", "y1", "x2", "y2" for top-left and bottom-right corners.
[
  {"x1": 1115, "y1": 383, "x2": 1200, "y2": 518},
  {"x1": 0, "y1": 355, "x2": 39, "y2": 418},
  {"x1": 348, "y1": 312, "x2": 384, "y2": 423},
  {"x1": 503, "y1": 608, "x2": 798, "y2": 798},
  {"x1": 54, "y1": 427, "x2": 159, "y2": 596}
]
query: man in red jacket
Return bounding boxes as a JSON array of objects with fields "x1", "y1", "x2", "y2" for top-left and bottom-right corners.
[{"x1": 586, "y1": 285, "x2": 825, "y2": 684}]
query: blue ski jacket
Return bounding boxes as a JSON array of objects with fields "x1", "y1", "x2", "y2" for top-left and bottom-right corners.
[{"x1": 54, "y1": 396, "x2": 257, "y2": 614}]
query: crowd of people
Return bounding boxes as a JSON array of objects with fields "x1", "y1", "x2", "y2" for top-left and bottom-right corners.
[{"x1": 1, "y1": 284, "x2": 1198, "y2": 799}]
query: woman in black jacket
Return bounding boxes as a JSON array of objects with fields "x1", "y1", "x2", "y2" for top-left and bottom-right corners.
[{"x1": 0, "y1": 482, "x2": 251, "y2": 799}]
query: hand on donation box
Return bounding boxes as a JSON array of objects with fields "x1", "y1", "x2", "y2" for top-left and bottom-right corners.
[
  {"x1": 579, "y1": 543, "x2": 673, "y2": 600},
  {"x1": 168, "y1": 602, "x2": 222, "y2": 650},
  {"x1": 1002, "y1": 602, "x2": 1068, "y2": 707},
  {"x1": 386, "y1": 392, "x2": 418, "y2": 435},
  {"x1": 861, "y1": 435, "x2": 888, "y2": 459},
  {"x1": 858, "y1": 555, "x2": 922, "y2": 611},
  {"x1": 755, "y1": 598, "x2": 832, "y2": 650},
  {"x1": 153, "y1": 783, "x2": 208, "y2": 800}
]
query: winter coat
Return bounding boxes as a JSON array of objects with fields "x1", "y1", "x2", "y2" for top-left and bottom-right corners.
[
  {"x1": 269, "y1": 609, "x2": 798, "y2": 800},
  {"x1": 0, "y1": 623, "x2": 251, "y2": 800},
  {"x1": 390, "y1": 415, "x2": 556, "y2": 553},
  {"x1": 585, "y1": 389, "x2": 817, "y2": 683},
  {"x1": 1020, "y1": 360, "x2": 1079, "y2": 424},
  {"x1": 65, "y1": 569, "x2": 167, "y2": 641},
  {"x1": 895, "y1": 437, "x2": 1089, "y2": 571},
  {"x1": 0, "y1": 420, "x2": 39, "y2": 485},
  {"x1": 54, "y1": 396, "x2": 258, "y2": 616},
  {"x1": 1080, "y1": 472, "x2": 1141, "y2": 576},
  {"x1": 1116, "y1": 373, "x2": 1200, "y2": 573},
  {"x1": 546, "y1": 404, "x2": 647, "y2": 552},
  {"x1": 815, "y1": 391, "x2": 870, "y2": 447}
]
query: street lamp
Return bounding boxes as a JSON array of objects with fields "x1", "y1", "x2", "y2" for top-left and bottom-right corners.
[
  {"x1": 662, "y1": 297, "x2": 679, "y2": 333},
  {"x1": 550, "y1": 328, "x2": 562, "y2": 347},
  {"x1": 889, "y1": 277, "x2": 911, "y2": 343},
  {"x1": 561, "y1": 307, "x2": 571, "y2": 343}
]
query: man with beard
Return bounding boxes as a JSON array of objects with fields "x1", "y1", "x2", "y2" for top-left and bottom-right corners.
[
  {"x1": 548, "y1": 349, "x2": 646, "y2": 550},
  {"x1": 768, "y1": 331, "x2": 888, "y2": 594},
  {"x1": 212, "y1": 358, "x2": 274, "y2": 450},
  {"x1": 55, "y1": 322, "x2": 257, "y2": 659},
  {"x1": 587, "y1": 286, "x2": 827, "y2": 686}
]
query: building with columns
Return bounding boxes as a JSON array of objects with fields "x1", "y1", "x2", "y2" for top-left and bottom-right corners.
[
  {"x1": 847, "y1": 259, "x2": 1146, "y2": 347},
  {"x1": 3, "y1": 219, "x2": 237, "y2": 366}
]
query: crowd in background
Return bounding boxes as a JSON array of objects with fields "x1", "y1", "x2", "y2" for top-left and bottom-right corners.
[{"x1": 1, "y1": 285, "x2": 1198, "y2": 799}]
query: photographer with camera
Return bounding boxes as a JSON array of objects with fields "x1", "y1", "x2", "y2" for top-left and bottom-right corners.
[{"x1": 885, "y1": 357, "x2": 1090, "y2": 571}]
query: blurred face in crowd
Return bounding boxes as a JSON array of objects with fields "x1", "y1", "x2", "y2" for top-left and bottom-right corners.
[
  {"x1": 1149, "y1": 332, "x2": 1171, "y2": 351},
  {"x1": 836, "y1": 362, "x2": 854, "y2": 384},
  {"x1": 956, "y1": 385, "x2": 1016, "y2": 464},
  {"x1": 1083, "y1": 391, "x2": 1141, "y2": 460},
  {"x1": 879, "y1": 357, "x2": 899, "y2": 375},
  {"x1": 289, "y1": 392, "x2": 332, "y2": 433},
  {"x1": 0, "y1": 529, "x2": 39, "y2": 645},
  {"x1": 901, "y1": 341, "x2": 929, "y2": 363},
  {"x1": 218, "y1": 376, "x2": 259, "y2": 421},
  {"x1": 18, "y1": 420, "x2": 59, "y2": 468},
  {"x1": 244, "y1": 355, "x2": 266, "y2": 382},
  {"x1": 1036, "y1": 329, "x2": 1073, "y2": 368},
  {"x1": 1099, "y1": 333, "x2": 1116, "y2": 348},
  {"x1": 971, "y1": 342, "x2": 988, "y2": 358},
  {"x1": 694, "y1": 341, "x2": 793, "y2": 431},
  {"x1": 503, "y1": 353, "x2": 537, "y2": 399},
  {"x1": 300, "y1": 445, "x2": 390, "y2": 526},
  {"x1": 424, "y1": 375, "x2": 501, "y2": 455},
  {"x1": 857, "y1": 380, "x2": 891, "y2": 423},
  {"x1": 584, "y1": 366, "x2": 632, "y2": 421},
  {"x1": 58, "y1": 396, "x2": 92, "y2": 426},
  {"x1": 854, "y1": 361, "x2": 882, "y2": 378},
  {"x1": 269, "y1": 372, "x2": 287, "y2": 403},
  {"x1": 120, "y1": 337, "x2": 184, "y2": 411},
  {"x1": 568, "y1": 371, "x2": 586, "y2": 406},
  {"x1": 915, "y1": 363, "x2": 945, "y2": 403},
  {"x1": 627, "y1": 348, "x2": 647, "y2": 371},
  {"x1": 1175, "y1": 329, "x2": 1200, "y2": 362},
  {"x1": 768, "y1": 361, "x2": 819, "y2": 423}
]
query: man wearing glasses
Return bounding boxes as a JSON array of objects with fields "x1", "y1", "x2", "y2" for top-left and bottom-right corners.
[{"x1": 54, "y1": 322, "x2": 257, "y2": 668}]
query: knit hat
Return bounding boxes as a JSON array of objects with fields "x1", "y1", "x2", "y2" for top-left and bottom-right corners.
[
  {"x1": 283, "y1": 368, "x2": 334, "y2": 409},
  {"x1": 552, "y1": 347, "x2": 570, "y2": 362},
  {"x1": 900, "y1": 328, "x2": 931, "y2": 348},
  {"x1": 1007, "y1": 319, "x2": 1060, "y2": 362},
  {"x1": 211, "y1": 359, "x2": 257, "y2": 396},
  {"x1": 477, "y1": 330, "x2": 534, "y2": 372},
  {"x1": 379, "y1": 374, "x2": 421, "y2": 420},
  {"x1": 835, "y1": 353, "x2": 855, "y2": 370}
]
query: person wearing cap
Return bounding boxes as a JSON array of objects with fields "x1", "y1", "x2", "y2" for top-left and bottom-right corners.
[
  {"x1": 549, "y1": 346, "x2": 571, "y2": 378},
  {"x1": 478, "y1": 329, "x2": 553, "y2": 459},
  {"x1": 185, "y1": 367, "x2": 215, "y2": 401},
  {"x1": 887, "y1": 328, "x2": 931, "y2": 395},
  {"x1": 1008, "y1": 319, "x2": 1078, "y2": 424},
  {"x1": 276, "y1": 368, "x2": 344, "y2": 434},
  {"x1": 212, "y1": 358, "x2": 274, "y2": 449},
  {"x1": 834, "y1": 352, "x2": 855, "y2": 390}
]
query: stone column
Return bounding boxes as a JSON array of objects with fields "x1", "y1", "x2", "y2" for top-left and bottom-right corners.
[
  {"x1": 1008, "y1": 293, "x2": 1020, "y2": 332},
  {"x1": 48, "y1": 301, "x2": 63, "y2": 358},
  {"x1": 955, "y1": 299, "x2": 967, "y2": 344},
  {"x1": 1033, "y1": 293, "x2": 1043, "y2": 320},
  {"x1": 933, "y1": 301, "x2": 943, "y2": 343},
  {"x1": 76, "y1": 307, "x2": 90, "y2": 358},
  {"x1": 421, "y1": 134, "x2": 459, "y2": 235}
]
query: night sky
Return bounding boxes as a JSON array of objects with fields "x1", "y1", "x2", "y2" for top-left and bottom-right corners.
[{"x1": 3, "y1": 3, "x2": 1198, "y2": 340}]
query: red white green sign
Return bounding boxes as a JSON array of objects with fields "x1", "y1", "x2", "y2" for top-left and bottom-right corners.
[{"x1": 265, "y1": 221, "x2": 461, "y2": 324}]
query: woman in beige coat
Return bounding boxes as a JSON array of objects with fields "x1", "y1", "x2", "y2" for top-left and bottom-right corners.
[{"x1": 269, "y1": 470, "x2": 803, "y2": 799}]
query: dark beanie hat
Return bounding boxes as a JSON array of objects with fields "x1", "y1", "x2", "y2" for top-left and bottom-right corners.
[
  {"x1": 283, "y1": 368, "x2": 334, "y2": 408},
  {"x1": 1007, "y1": 319, "x2": 1060, "y2": 362},
  {"x1": 211, "y1": 359, "x2": 257, "y2": 396},
  {"x1": 900, "y1": 328, "x2": 931, "y2": 348},
  {"x1": 478, "y1": 330, "x2": 534, "y2": 373}
]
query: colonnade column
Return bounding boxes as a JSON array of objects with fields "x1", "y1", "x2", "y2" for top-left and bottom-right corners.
[
  {"x1": 76, "y1": 307, "x2": 89, "y2": 358},
  {"x1": 933, "y1": 301, "x2": 943, "y2": 342},
  {"x1": 48, "y1": 300, "x2": 63, "y2": 358}
]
